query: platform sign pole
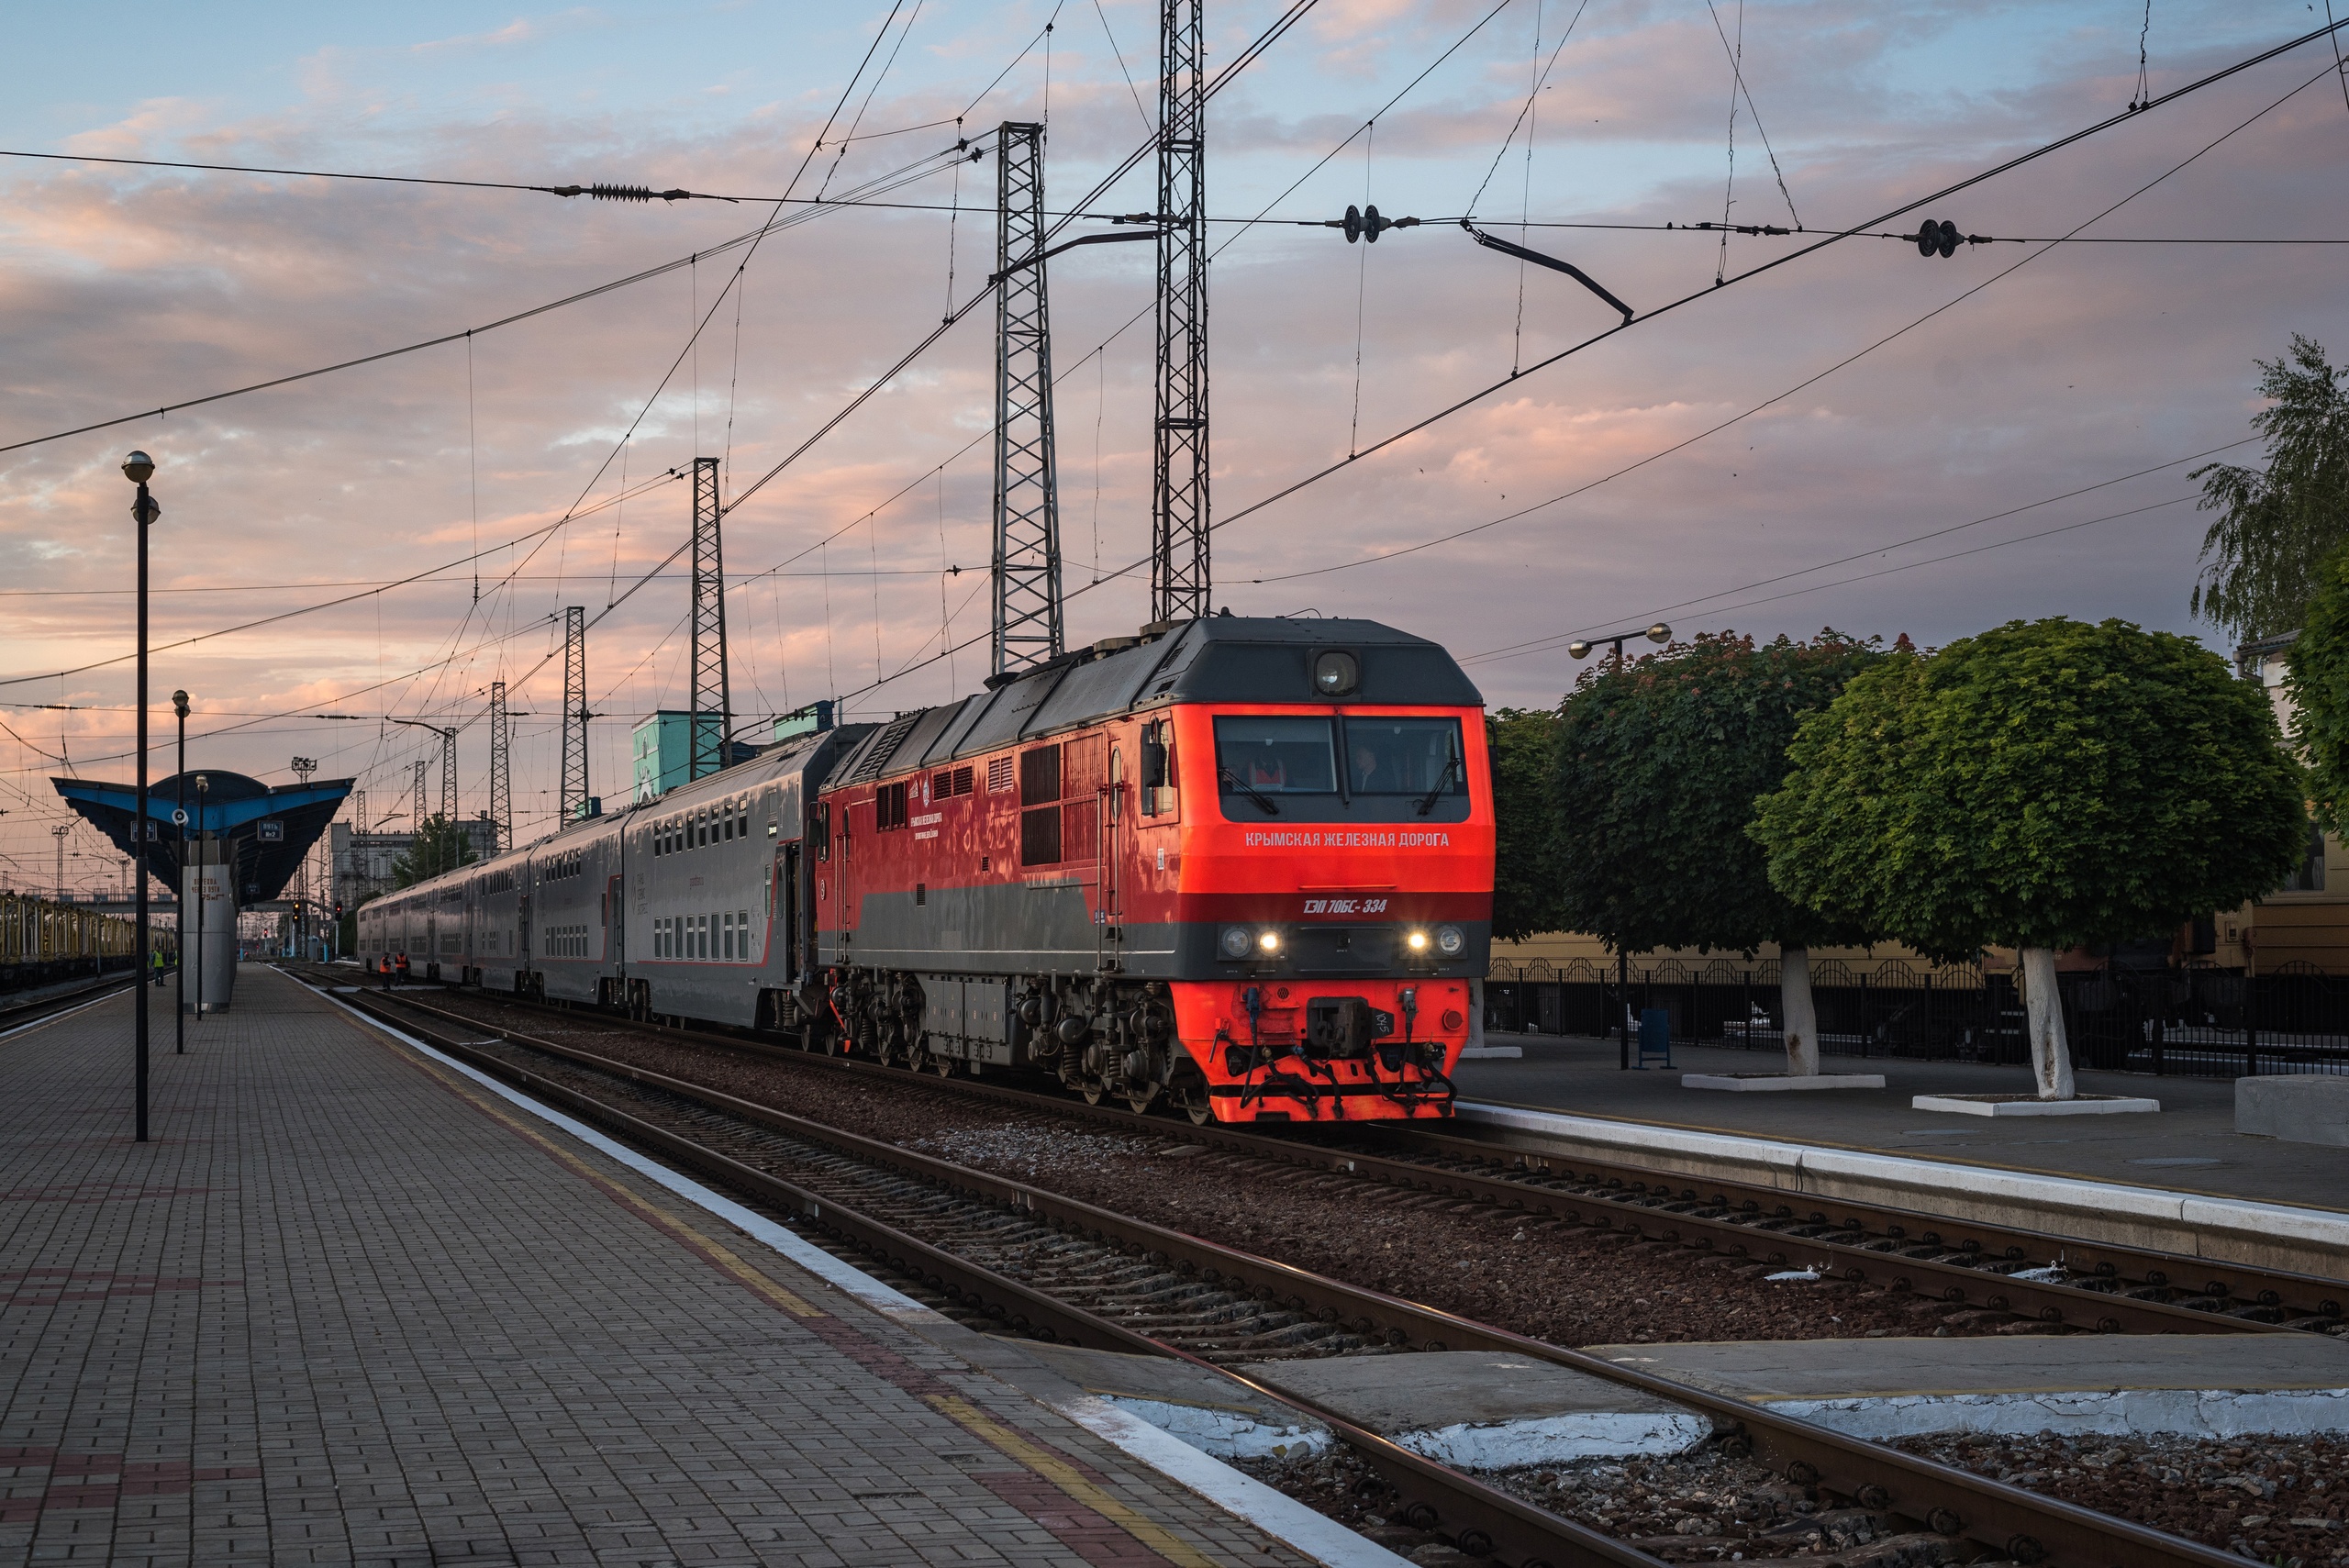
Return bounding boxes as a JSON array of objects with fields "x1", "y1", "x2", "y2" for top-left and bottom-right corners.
[{"x1": 125, "y1": 452, "x2": 158, "y2": 1143}]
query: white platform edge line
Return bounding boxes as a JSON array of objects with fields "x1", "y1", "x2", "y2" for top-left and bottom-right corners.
[
  {"x1": 312, "y1": 980, "x2": 1397, "y2": 1568},
  {"x1": 0, "y1": 984, "x2": 135, "y2": 1042},
  {"x1": 1053, "y1": 1396, "x2": 1416, "y2": 1568},
  {"x1": 1454, "y1": 1100, "x2": 2349, "y2": 1246}
]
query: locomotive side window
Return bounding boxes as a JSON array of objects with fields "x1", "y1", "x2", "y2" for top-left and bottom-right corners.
[
  {"x1": 876, "y1": 781, "x2": 910, "y2": 830},
  {"x1": 1214, "y1": 717, "x2": 1338, "y2": 795},
  {"x1": 1344, "y1": 717, "x2": 1465, "y2": 796},
  {"x1": 1019, "y1": 745, "x2": 1061, "y2": 806},
  {"x1": 1019, "y1": 744, "x2": 1063, "y2": 866},
  {"x1": 986, "y1": 755, "x2": 1015, "y2": 794}
]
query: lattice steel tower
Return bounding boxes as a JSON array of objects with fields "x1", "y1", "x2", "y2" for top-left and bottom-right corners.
[
  {"x1": 689, "y1": 457, "x2": 731, "y2": 780},
  {"x1": 990, "y1": 121, "x2": 1065, "y2": 677},
  {"x1": 486, "y1": 680, "x2": 510, "y2": 851},
  {"x1": 413, "y1": 760, "x2": 429, "y2": 831},
  {"x1": 561, "y1": 606, "x2": 590, "y2": 821},
  {"x1": 1151, "y1": 0, "x2": 1210, "y2": 625},
  {"x1": 437, "y1": 728, "x2": 456, "y2": 824}
]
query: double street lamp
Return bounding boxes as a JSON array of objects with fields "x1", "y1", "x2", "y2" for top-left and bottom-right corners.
[
  {"x1": 125, "y1": 451, "x2": 160, "y2": 1142},
  {"x1": 1567, "y1": 621, "x2": 1672, "y2": 1069}
]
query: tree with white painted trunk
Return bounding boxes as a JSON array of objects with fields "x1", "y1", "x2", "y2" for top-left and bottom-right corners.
[
  {"x1": 1753, "y1": 618, "x2": 2306, "y2": 1100},
  {"x1": 1544, "y1": 631, "x2": 1885, "y2": 1078}
]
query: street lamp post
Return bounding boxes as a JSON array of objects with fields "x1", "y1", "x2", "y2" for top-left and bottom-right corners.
[
  {"x1": 173, "y1": 691, "x2": 188, "y2": 1054},
  {"x1": 1566, "y1": 621, "x2": 1672, "y2": 1070},
  {"x1": 125, "y1": 450, "x2": 159, "y2": 1143}
]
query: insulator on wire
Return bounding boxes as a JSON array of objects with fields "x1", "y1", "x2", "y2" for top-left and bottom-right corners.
[
  {"x1": 592, "y1": 184, "x2": 653, "y2": 202},
  {"x1": 543, "y1": 183, "x2": 705, "y2": 202},
  {"x1": 1329, "y1": 204, "x2": 1420, "y2": 243},
  {"x1": 1912, "y1": 217, "x2": 1964, "y2": 257}
]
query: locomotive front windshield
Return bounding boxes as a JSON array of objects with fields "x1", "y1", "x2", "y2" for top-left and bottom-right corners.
[{"x1": 1214, "y1": 715, "x2": 1465, "y2": 798}]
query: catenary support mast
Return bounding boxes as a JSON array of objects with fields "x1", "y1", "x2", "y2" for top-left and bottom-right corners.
[
  {"x1": 689, "y1": 457, "x2": 730, "y2": 780},
  {"x1": 487, "y1": 679, "x2": 510, "y2": 851},
  {"x1": 1150, "y1": 0, "x2": 1210, "y2": 625},
  {"x1": 561, "y1": 606, "x2": 590, "y2": 821},
  {"x1": 990, "y1": 121, "x2": 1065, "y2": 677}
]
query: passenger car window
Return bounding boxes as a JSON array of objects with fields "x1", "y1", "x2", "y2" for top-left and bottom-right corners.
[
  {"x1": 1212, "y1": 717, "x2": 1337, "y2": 795},
  {"x1": 1344, "y1": 717, "x2": 1465, "y2": 796}
]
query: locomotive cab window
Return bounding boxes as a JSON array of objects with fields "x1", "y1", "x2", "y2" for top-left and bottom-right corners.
[
  {"x1": 1213, "y1": 717, "x2": 1337, "y2": 795},
  {"x1": 1345, "y1": 717, "x2": 1465, "y2": 796}
]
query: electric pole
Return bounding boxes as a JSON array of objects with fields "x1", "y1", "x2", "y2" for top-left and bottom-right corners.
[
  {"x1": 689, "y1": 459, "x2": 729, "y2": 780},
  {"x1": 991, "y1": 121, "x2": 1065, "y2": 677},
  {"x1": 562, "y1": 606, "x2": 590, "y2": 820},
  {"x1": 487, "y1": 680, "x2": 510, "y2": 851},
  {"x1": 1150, "y1": 0, "x2": 1210, "y2": 626},
  {"x1": 52, "y1": 823, "x2": 68, "y2": 899}
]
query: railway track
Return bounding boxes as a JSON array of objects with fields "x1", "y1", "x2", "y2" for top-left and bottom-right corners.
[
  {"x1": 0, "y1": 969, "x2": 146, "y2": 1036},
  {"x1": 299, "y1": 968, "x2": 2254, "y2": 1568},
  {"x1": 315, "y1": 970, "x2": 2348, "y2": 1340}
]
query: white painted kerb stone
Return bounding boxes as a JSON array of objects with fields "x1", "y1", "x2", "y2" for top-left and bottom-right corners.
[
  {"x1": 1911, "y1": 1093, "x2": 2162, "y2": 1117},
  {"x1": 1683, "y1": 1073, "x2": 1886, "y2": 1092}
]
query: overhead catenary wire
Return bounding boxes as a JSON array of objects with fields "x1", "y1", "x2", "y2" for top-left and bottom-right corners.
[
  {"x1": 812, "y1": 29, "x2": 2345, "y2": 709},
  {"x1": 1205, "y1": 18, "x2": 2349, "y2": 576},
  {"x1": 1457, "y1": 437, "x2": 2260, "y2": 667}
]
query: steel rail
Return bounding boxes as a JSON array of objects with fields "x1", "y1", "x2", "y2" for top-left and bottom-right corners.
[
  {"x1": 347, "y1": 973, "x2": 2343, "y2": 1335},
  {"x1": 0, "y1": 970, "x2": 143, "y2": 1032},
  {"x1": 339, "y1": 978, "x2": 2246, "y2": 1568}
]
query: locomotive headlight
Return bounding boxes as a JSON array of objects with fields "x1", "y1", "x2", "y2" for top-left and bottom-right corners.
[
  {"x1": 1406, "y1": 929, "x2": 1431, "y2": 953},
  {"x1": 1219, "y1": 925, "x2": 1253, "y2": 960},
  {"x1": 1435, "y1": 924, "x2": 1466, "y2": 957},
  {"x1": 1256, "y1": 928, "x2": 1283, "y2": 955}
]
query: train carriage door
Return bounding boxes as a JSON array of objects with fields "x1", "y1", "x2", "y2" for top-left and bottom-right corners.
[
  {"x1": 605, "y1": 875, "x2": 623, "y2": 967},
  {"x1": 775, "y1": 845, "x2": 800, "y2": 982}
]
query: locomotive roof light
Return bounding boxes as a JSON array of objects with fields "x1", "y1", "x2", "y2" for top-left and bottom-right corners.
[
  {"x1": 1219, "y1": 925, "x2": 1253, "y2": 960},
  {"x1": 1311, "y1": 649, "x2": 1359, "y2": 698},
  {"x1": 1435, "y1": 924, "x2": 1466, "y2": 957}
]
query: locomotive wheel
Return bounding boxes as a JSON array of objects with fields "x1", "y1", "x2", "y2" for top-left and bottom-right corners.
[
  {"x1": 926, "y1": 1053, "x2": 959, "y2": 1078},
  {"x1": 1077, "y1": 1080, "x2": 1106, "y2": 1106},
  {"x1": 1125, "y1": 1085, "x2": 1162, "y2": 1116}
]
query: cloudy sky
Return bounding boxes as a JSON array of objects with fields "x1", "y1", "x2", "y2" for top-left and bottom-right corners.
[{"x1": 3, "y1": 0, "x2": 2344, "y2": 894}]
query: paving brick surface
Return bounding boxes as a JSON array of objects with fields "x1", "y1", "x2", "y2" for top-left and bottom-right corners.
[{"x1": 2, "y1": 967, "x2": 1304, "y2": 1567}]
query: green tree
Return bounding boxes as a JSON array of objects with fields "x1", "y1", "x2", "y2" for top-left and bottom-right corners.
[
  {"x1": 2288, "y1": 546, "x2": 2349, "y2": 833},
  {"x1": 2190, "y1": 334, "x2": 2349, "y2": 643},
  {"x1": 1550, "y1": 630, "x2": 1885, "y2": 1075},
  {"x1": 391, "y1": 814, "x2": 477, "y2": 887},
  {"x1": 1754, "y1": 617, "x2": 2305, "y2": 1099},
  {"x1": 1488, "y1": 707, "x2": 1565, "y2": 941}
]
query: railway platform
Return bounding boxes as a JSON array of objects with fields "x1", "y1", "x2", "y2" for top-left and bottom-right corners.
[
  {"x1": 1453, "y1": 1032, "x2": 2349, "y2": 1278},
  {"x1": 1456, "y1": 1031, "x2": 2344, "y2": 1207},
  {"x1": 0, "y1": 964, "x2": 1359, "y2": 1567}
]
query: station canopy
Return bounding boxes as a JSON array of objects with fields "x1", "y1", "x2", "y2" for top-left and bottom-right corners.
[{"x1": 53, "y1": 771, "x2": 352, "y2": 904}]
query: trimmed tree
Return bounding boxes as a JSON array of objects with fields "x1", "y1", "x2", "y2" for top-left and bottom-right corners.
[
  {"x1": 1489, "y1": 707, "x2": 1566, "y2": 942},
  {"x1": 1548, "y1": 631, "x2": 1885, "y2": 1075},
  {"x1": 1753, "y1": 617, "x2": 2306, "y2": 1099}
]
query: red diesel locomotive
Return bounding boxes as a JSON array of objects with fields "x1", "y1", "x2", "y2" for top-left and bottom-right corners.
[{"x1": 359, "y1": 614, "x2": 1493, "y2": 1124}]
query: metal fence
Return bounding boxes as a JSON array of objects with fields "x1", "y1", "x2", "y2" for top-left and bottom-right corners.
[{"x1": 1485, "y1": 957, "x2": 2349, "y2": 1078}]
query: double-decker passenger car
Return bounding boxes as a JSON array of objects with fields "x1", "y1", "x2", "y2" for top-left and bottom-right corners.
[{"x1": 359, "y1": 616, "x2": 1493, "y2": 1123}]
